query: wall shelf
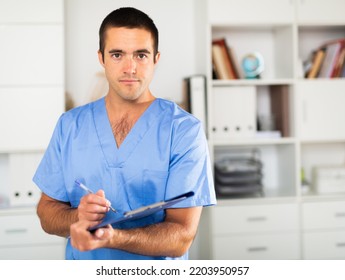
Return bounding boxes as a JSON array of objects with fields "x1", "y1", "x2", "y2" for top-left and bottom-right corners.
[{"x1": 197, "y1": 0, "x2": 345, "y2": 260}]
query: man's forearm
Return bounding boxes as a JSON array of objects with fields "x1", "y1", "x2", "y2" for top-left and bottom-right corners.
[
  {"x1": 109, "y1": 221, "x2": 195, "y2": 258},
  {"x1": 106, "y1": 207, "x2": 202, "y2": 257},
  {"x1": 37, "y1": 196, "x2": 78, "y2": 238}
]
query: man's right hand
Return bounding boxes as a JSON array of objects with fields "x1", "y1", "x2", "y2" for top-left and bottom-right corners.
[{"x1": 77, "y1": 189, "x2": 112, "y2": 225}]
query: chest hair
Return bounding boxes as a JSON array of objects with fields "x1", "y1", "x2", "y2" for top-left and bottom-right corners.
[{"x1": 110, "y1": 113, "x2": 136, "y2": 147}]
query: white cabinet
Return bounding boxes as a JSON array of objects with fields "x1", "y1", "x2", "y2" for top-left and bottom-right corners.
[
  {"x1": 0, "y1": 88, "x2": 64, "y2": 151},
  {"x1": 0, "y1": 25, "x2": 64, "y2": 86},
  {"x1": 302, "y1": 200, "x2": 345, "y2": 230},
  {"x1": 0, "y1": 208, "x2": 65, "y2": 259},
  {"x1": 208, "y1": 0, "x2": 294, "y2": 24},
  {"x1": 213, "y1": 203, "x2": 299, "y2": 233},
  {"x1": 0, "y1": 0, "x2": 65, "y2": 259},
  {"x1": 296, "y1": 81, "x2": 345, "y2": 140},
  {"x1": 208, "y1": 2, "x2": 297, "y2": 201},
  {"x1": 214, "y1": 233, "x2": 300, "y2": 260},
  {"x1": 199, "y1": 0, "x2": 345, "y2": 260},
  {"x1": 0, "y1": 0, "x2": 63, "y2": 23},
  {"x1": 302, "y1": 200, "x2": 345, "y2": 259},
  {"x1": 296, "y1": 0, "x2": 345, "y2": 24},
  {"x1": 200, "y1": 203, "x2": 300, "y2": 259},
  {"x1": 303, "y1": 231, "x2": 345, "y2": 260}
]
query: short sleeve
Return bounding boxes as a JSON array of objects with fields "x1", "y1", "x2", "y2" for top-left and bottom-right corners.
[
  {"x1": 165, "y1": 118, "x2": 216, "y2": 208},
  {"x1": 33, "y1": 115, "x2": 69, "y2": 202}
]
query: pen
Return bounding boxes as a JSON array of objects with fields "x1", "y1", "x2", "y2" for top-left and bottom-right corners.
[{"x1": 74, "y1": 180, "x2": 117, "y2": 213}]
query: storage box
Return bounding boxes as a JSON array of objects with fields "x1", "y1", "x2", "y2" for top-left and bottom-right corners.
[{"x1": 313, "y1": 166, "x2": 345, "y2": 194}]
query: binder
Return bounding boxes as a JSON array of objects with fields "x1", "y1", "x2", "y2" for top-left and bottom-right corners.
[
  {"x1": 9, "y1": 153, "x2": 43, "y2": 207},
  {"x1": 89, "y1": 191, "x2": 194, "y2": 231},
  {"x1": 182, "y1": 75, "x2": 207, "y2": 133},
  {"x1": 212, "y1": 86, "x2": 256, "y2": 140}
]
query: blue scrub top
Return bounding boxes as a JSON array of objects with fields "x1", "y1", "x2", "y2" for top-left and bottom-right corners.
[{"x1": 33, "y1": 97, "x2": 216, "y2": 260}]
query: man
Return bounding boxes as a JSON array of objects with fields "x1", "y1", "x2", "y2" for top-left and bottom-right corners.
[{"x1": 33, "y1": 7, "x2": 216, "y2": 260}]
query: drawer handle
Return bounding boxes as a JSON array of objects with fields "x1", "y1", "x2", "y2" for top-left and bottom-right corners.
[
  {"x1": 335, "y1": 213, "x2": 345, "y2": 218},
  {"x1": 247, "y1": 216, "x2": 267, "y2": 222},
  {"x1": 5, "y1": 229, "x2": 28, "y2": 234},
  {"x1": 336, "y1": 243, "x2": 345, "y2": 248},
  {"x1": 247, "y1": 247, "x2": 268, "y2": 252}
]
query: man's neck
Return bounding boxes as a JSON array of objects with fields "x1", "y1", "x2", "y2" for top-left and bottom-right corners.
[
  {"x1": 105, "y1": 94, "x2": 155, "y2": 147},
  {"x1": 105, "y1": 93, "x2": 155, "y2": 117}
]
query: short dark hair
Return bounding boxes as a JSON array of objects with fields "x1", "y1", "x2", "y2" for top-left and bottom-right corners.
[{"x1": 99, "y1": 7, "x2": 159, "y2": 61}]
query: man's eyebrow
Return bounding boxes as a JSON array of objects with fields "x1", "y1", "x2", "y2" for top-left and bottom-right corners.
[
  {"x1": 135, "y1": 49, "x2": 151, "y2": 54},
  {"x1": 108, "y1": 49, "x2": 123, "y2": 54},
  {"x1": 108, "y1": 49, "x2": 151, "y2": 54}
]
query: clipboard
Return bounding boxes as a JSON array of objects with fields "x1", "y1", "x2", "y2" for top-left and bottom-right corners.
[{"x1": 89, "y1": 191, "x2": 194, "y2": 231}]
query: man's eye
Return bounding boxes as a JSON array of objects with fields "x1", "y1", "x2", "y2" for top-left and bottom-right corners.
[
  {"x1": 112, "y1": 53, "x2": 122, "y2": 59},
  {"x1": 137, "y1": 53, "x2": 147, "y2": 59}
]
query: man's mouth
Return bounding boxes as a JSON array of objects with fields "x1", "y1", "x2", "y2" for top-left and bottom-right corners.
[{"x1": 119, "y1": 78, "x2": 139, "y2": 85}]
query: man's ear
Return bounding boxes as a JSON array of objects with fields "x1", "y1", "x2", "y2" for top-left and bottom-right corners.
[
  {"x1": 154, "y1": 51, "x2": 161, "y2": 65},
  {"x1": 98, "y1": 50, "x2": 105, "y2": 67}
]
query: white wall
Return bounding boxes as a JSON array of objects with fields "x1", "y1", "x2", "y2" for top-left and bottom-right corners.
[{"x1": 65, "y1": 0, "x2": 206, "y2": 107}]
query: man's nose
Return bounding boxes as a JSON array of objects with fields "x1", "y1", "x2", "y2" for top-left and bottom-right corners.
[{"x1": 123, "y1": 56, "x2": 136, "y2": 74}]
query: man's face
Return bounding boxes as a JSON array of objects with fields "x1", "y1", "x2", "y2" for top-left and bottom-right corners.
[{"x1": 99, "y1": 27, "x2": 160, "y2": 102}]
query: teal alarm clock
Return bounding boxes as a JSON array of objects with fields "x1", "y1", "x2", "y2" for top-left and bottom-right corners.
[{"x1": 242, "y1": 52, "x2": 264, "y2": 79}]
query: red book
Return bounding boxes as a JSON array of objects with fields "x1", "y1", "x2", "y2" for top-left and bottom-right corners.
[
  {"x1": 212, "y1": 38, "x2": 239, "y2": 79},
  {"x1": 318, "y1": 38, "x2": 345, "y2": 78},
  {"x1": 331, "y1": 45, "x2": 345, "y2": 78}
]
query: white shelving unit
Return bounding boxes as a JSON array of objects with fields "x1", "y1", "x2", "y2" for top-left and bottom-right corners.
[
  {"x1": 197, "y1": 0, "x2": 345, "y2": 260},
  {"x1": 0, "y1": 0, "x2": 65, "y2": 259}
]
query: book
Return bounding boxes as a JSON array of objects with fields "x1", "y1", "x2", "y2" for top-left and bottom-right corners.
[
  {"x1": 211, "y1": 44, "x2": 229, "y2": 79},
  {"x1": 331, "y1": 46, "x2": 345, "y2": 77},
  {"x1": 212, "y1": 38, "x2": 239, "y2": 79},
  {"x1": 228, "y1": 46, "x2": 242, "y2": 79},
  {"x1": 220, "y1": 44, "x2": 236, "y2": 79},
  {"x1": 270, "y1": 85, "x2": 290, "y2": 137},
  {"x1": 318, "y1": 38, "x2": 345, "y2": 78},
  {"x1": 307, "y1": 48, "x2": 326, "y2": 79},
  {"x1": 181, "y1": 75, "x2": 208, "y2": 134},
  {"x1": 341, "y1": 55, "x2": 345, "y2": 77}
]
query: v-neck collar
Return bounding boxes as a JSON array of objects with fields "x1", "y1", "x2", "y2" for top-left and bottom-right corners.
[{"x1": 92, "y1": 97, "x2": 161, "y2": 168}]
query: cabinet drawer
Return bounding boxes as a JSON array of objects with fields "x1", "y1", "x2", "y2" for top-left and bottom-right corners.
[
  {"x1": 302, "y1": 201, "x2": 345, "y2": 230},
  {"x1": 303, "y1": 231, "x2": 345, "y2": 259},
  {"x1": 213, "y1": 232, "x2": 300, "y2": 259},
  {"x1": 212, "y1": 203, "x2": 299, "y2": 234},
  {"x1": 0, "y1": 214, "x2": 64, "y2": 246},
  {"x1": 0, "y1": 244, "x2": 65, "y2": 260}
]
